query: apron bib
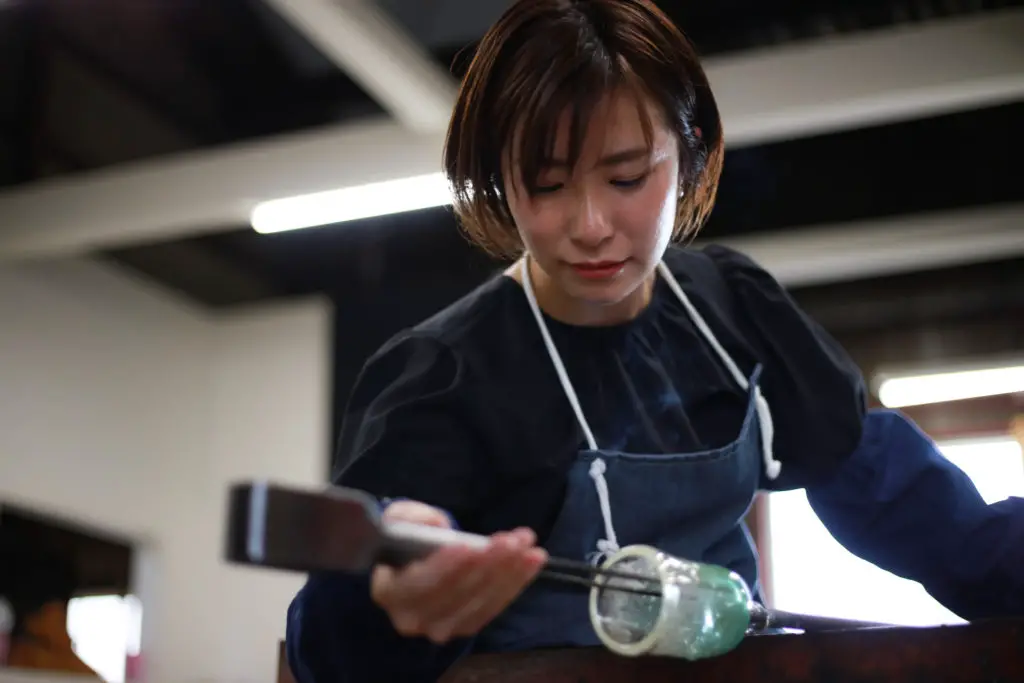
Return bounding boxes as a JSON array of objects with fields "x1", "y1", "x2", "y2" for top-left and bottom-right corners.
[{"x1": 475, "y1": 258, "x2": 781, "y2": 653}]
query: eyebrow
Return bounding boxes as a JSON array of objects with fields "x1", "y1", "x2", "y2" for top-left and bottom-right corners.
[{"x1": 542, "y1": 147, "x2": 650, "y2": 168}]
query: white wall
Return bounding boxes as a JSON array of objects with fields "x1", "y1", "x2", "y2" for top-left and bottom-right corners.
[
  {"x1": 0, "y1": 259, "x2": 331, "y2": 683},
  {"x1": 165, "y1": 299, "x2": 330, "y2": 683}
]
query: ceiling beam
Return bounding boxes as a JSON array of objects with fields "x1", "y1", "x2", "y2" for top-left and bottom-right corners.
[
  {"x1": 0, "y1": 118, "x2": 444, "y2": 261},
  {"x1": 714, "y1": 9, "x2": 1024, "y2": 146},
  {"x1": 703, "y1": 203, "x2": 1024, "y2": 289},
  {"x1": 0, "y1": 10, "x2": 1021, "y2": 261},
  {"x1": 262, "y1": 0, "x2": 457, "y2": 132}
]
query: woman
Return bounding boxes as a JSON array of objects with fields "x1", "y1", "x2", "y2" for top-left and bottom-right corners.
[{"x1": 286, "y1": 1, "x2": 1024, "y2": 681}]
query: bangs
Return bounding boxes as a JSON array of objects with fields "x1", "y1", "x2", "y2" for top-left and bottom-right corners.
[{"x1": 502, "y1": 56, "x2": 657, "y2": 194}]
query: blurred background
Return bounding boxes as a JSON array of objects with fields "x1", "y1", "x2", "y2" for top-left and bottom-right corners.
[{"x1": 0, "y1": 0, "x2": 1021, "y2": 681}]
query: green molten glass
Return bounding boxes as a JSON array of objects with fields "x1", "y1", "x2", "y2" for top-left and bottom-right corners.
[{"x1": 587, "y1": 544, "x2": 753, "y2": 660}]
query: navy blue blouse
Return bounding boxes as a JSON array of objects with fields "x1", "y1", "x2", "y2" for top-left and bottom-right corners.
[{"x1": 286, "y1": 245, "x2": 1024, "y2": 683}]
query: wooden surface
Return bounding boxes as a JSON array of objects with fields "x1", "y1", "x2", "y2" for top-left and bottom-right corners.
[{"x1": 441, "y1": 618, "x2": 1024, "y2": 683}]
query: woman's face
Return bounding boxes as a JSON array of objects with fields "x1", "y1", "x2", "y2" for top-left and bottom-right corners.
[{"x1": 505, "y1": 91, "x2": 680, "y2": 310}]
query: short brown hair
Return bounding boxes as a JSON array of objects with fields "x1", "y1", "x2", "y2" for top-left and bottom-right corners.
[{"x1": 443, "y1": 0, "x2": 724, "y2": 260}]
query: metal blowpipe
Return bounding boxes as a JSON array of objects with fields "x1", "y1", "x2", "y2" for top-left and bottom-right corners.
[{"x1": 223, "y1": 481, "x2": 892, "y2": 636}]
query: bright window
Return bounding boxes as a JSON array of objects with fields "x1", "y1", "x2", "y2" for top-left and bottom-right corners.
[
  {"x1": 768, "y1": 436, "x2": 1024, "y2": 626},
  {"x1": 66, "y1": 594, "x2": 142, "y2": 683}
]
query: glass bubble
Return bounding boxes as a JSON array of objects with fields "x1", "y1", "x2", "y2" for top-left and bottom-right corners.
[{"x1": 588, "y1": 544, "x2": 753, "y2": 660}]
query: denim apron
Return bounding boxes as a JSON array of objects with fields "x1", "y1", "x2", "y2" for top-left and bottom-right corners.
[{"x1": 474, "y1": 258, "x2": 783, "y2": 653}]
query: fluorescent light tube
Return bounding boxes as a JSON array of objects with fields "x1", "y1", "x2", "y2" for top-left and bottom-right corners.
[
  {"x1": 251, "y1": 172, "x2": 451, "y2": 233},
  {"x1": 877, "y1": 365, "x2": 1024, "y2": 408}
]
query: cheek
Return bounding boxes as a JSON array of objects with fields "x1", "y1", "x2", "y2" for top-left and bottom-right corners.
[
  {"x1": 511, "y1": 200, "x2": 564, "y2": 248},
  {"x1": 623, "y1": 183, "x2": 677, "y2": 245}
]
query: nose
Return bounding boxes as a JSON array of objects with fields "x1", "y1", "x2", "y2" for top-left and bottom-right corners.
[{"x1": 569, "y1": 190, "x2": 613, "y2": 248}]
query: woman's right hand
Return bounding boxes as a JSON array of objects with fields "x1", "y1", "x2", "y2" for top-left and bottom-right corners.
[{"x1": 370, "y1": 500, "x2": 547, "y2": 644}]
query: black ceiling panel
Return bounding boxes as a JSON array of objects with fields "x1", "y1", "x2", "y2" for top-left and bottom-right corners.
[
  {"x1": 703, "y1": 101, "x2": 1024, "y2": 239},
  {"x1": 426, "y1": 0, "x2": 1024, "y2": 74}
]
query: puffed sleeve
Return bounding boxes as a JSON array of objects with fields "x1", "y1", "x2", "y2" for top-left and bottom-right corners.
[
  {"x1": 333, "y1": 331, "x2": 497, "y2": 521},
  {"x1": 806, "y1": 410, "x2": 1024, "y2": 619},
  {"x1": 704, "y1": 244, "x2": 867, "y2": 489},
  {"x1": 705, "y1": 245, "x2": 1024, "y2": 619},
  {"x1": 286, "y1": 332, "x2": 494, "y2": 683}
]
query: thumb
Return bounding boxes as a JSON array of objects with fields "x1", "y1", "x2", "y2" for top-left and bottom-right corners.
[{"x1": 382, "y1": 499, "x2": 452, "y2": 529}]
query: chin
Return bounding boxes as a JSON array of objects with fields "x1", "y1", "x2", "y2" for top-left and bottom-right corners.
[
  {"x1": 562, "y1": 268, "x2": 646, "y2": 307},
  {"x1": 570, "y1": 282, "x2": 630, "y2": 306}
]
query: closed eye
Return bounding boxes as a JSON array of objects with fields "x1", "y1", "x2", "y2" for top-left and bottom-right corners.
[{"x1": 611, "y1": 174, "x2": 648, "y2": 189}]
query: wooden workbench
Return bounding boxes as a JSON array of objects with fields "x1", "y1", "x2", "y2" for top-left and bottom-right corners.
[
  {"x1": 276, "y1": 618, "x2": 1024, "y2": 682},
  {"x1": 441, "y1": 618, "x2": 1024, "y2": 683}
]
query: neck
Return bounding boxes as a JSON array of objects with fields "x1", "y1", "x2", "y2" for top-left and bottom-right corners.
[{"x1": 517, "y1": 257, "x2": 655, "y2": 326}]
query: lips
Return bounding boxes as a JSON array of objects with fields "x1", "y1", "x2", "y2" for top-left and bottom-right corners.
[{"x1": 569, "y1": 260, "x2": 627, "y2": 280}]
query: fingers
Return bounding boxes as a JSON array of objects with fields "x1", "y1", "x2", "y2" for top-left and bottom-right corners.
[
  {"x1": 374, "y1": 544, "x2": 478, "y2": 620},
  {"x1": 378, "y1": 544, "x2": 480, "y2": 639},
  {"x1": 371, "y1": 526, "x2": 547, "y2": 644},
  {"x1": 425, "y1": 533, "x2": 547, "y2": 642},
  {"x1": 382, "y1": 500, "x2": 452, "y2": 528}
]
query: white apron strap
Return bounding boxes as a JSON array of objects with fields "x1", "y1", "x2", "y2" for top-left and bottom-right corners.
[
  {"x1": 656, "y1": 262, "x2": 782, "y2": 480},
  {"x1": 520, "y1": 258, "x2": 598, "y2": 451},
  {"x1": 521, "y1": 259, "x2": 619, "y2": 564}
]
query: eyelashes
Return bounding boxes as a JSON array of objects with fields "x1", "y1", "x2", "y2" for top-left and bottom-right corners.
[
  {"x1": 610, "y1": 174, "x2": 648, "y2": 189},
  {"x1": 533, "y1": 173, "x2": 650, "y2": 194}
]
